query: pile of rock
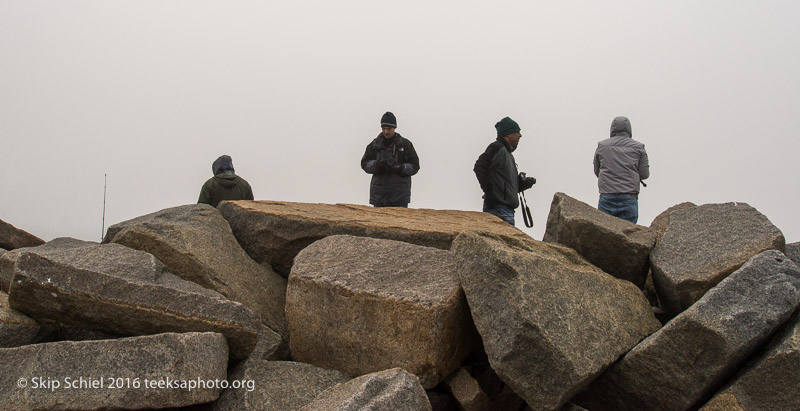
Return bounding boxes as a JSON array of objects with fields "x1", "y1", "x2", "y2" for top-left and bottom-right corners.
[{"x1": 0, "y1": 195, "x2": 797, "y2": 410}]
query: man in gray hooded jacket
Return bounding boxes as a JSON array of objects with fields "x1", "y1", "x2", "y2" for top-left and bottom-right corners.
[
  {"x1": 593, "y1": 116, "x2": 649, "y2": 223},
  {"x1": 198, "y1": 155, "x2": 254, "y2": 207}
]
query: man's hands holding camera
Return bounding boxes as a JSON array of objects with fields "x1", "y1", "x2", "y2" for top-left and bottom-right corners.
[
  {"x1": 378, "y1": 157, "x2": 403, "y2": 174},
  {"x1": 519, "y1": 172, "x2": 536, "y2": 191}
]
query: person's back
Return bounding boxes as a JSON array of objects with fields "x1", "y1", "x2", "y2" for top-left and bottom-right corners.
[
  {"x1": 593, "y1": 116, "x2": 649, "y2": 223},
  {"x1": 198, "y1": 155, "x2": 254, "y2": 207}
]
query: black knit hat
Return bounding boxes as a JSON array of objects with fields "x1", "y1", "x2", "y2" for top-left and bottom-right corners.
[
  {"x1": 495, "y1": 117, "x2": 520, "y2": 138},
  {"x1": 381, "y1": 112, "x2": 397, "y2": 128}
]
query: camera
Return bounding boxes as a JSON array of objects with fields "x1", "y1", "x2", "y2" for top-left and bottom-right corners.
[{"x1": 519, "y1": 172, "x2": 536, "y2": 190}]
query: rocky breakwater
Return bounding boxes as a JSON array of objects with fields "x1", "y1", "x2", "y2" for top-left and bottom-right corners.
[{"x1": 0, "y1": 196, "x2": 798, "y2": 410}]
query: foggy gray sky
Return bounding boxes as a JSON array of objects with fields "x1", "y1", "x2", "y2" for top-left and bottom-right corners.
[{"x1": 2, "y1": 1, "x2": 799, "y2": 243}]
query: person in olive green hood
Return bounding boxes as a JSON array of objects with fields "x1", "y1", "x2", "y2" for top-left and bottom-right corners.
[{"x1": 198, "y1": 155, "x2": 254, "y2": 207}]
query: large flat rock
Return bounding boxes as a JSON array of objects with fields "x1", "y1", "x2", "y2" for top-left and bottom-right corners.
[
  {"x1": 452, "y1": 231, "x2": 660, "y2": 410},
  {"x1": 577, "y1": 250, "x2": 800, "y2": 411},
  {"x1": 543, "y1": 192, "x2": 657, "y2": 288},
  {"x1": 701, "y1": 310, "x2": 800, "y2": 411},
  {"x1": 103, "y1": 204, "x2": 288, "y2": 340},
  {"x1": 212, "y1": 361, "x2": 350, "y2": 410},
  {"x1": 0, "y1": 332, "x2": 228, "y2": 410},
  {"x1": 0, "y1": 219, "x2": 44, "y2": 251},
  {"x1": 287, "y1": 235, "x2": 479, "y2": 389},
  {"x1": 0, "y1": 291, "x2": 42, "y2": 348},
  {"x1": 7, "y1": 238, "x2": 262, "y2": 359},
  {"x1": 650, "y1": 202, "x2": 785, "y2": 316},
  {"x1": 218, "y1": 200, "x2": 528, "y2": 275},
  {"x1": 301, "y1": 368, "x2": 433, "y2": 411}
]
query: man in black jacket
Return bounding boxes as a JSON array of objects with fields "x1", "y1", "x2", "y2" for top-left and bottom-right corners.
[
  {"x1": 474, "y1": 117, "x2": 535, "y2": 225},
  {"x1": 360, "y1": 112, "x2": 420, "y2": 207}
]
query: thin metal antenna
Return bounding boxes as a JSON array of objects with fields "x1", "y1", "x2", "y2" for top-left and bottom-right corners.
[{"x1": 101, "y1": 174, "x2": 107, "y2": 242}]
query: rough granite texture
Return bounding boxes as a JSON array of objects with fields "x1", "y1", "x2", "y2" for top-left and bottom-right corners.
[
  {"x1": 0, "y1": 218, "x2": 44, "y2": 251},
  {"x1": 701, "y1": 308, "x2": 800, "y2": 411},
  {"x1": 287, "y1": 235, "x2": 479, "y2": 389},
  {"x1": 786, "y1": 242, "x2": 800, "y2": 267},
  {"x1": 0, "y1": 291, "x2": 41, "y2": 348},
  {"x1": 453, "y1": 231, "x2": 661, "y2": 410},
  {"x1": 543, "y1": 192, "x2": 657, "y2": 288},
  {"x1": 650, "y1": 202, "x2": 785, "y2": 316},
  {"x1": 0, "y1": 332, "x2": 228, "y2": 410},
  {"x1": 300, "y1": 368, "x2": 433, "y2": 411},
  {"x1": 213, "y1": 361, "x2": 350, "y2": 411},
  {"x1": 7, "y1": 238, "x2": 262, "y2": 359},
  {"x1": 649, "y1": 202, "x2": 696, "y2": 244},
  {"x1": 577, "y1": 250, "x2": 800, "y2": 411},
  {"x1": 218, "y1": 200, "x2": 529, "y2": 276},
  {"x1": 103, "y1": 204, "x2": 288, "y2": 340}
]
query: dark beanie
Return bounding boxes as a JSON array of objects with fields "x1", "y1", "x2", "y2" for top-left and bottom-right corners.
[
  {"x1": 381, "y1": 112, "x2": 397, "y2": 128},
  {"x1": 495, "y1": 117, "x2": 520, "y2": 138}
]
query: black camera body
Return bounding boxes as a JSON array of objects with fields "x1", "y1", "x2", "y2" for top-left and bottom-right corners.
[{"x1": 519, "y1": 172, "x2": 536, "y2": 191}]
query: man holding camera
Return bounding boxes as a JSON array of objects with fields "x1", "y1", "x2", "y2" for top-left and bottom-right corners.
[
  {"x1": 593, "y1": 116, "x2": 649, "y2": 224},
  {"x1": 474, "y1": 116, "x2": 536, "y2": 226},
  {"x1": 360, "y1": 112, "x2": 420, "y2": 208}
]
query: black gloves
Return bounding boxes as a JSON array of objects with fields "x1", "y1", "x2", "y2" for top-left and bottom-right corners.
[
  {"x1": 518, "y1": 172, "x2": 536, "y2": 191},
  {"x1": 376, "y1": 158, "x2": 403, "y2": 174},
  {"x1": 376, "y1": 159, "x2": 387, "y2": 173}
]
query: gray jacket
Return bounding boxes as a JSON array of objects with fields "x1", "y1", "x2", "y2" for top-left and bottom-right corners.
[{"x1": 593, "y1": 116, "x2": 650, "y2": 194}]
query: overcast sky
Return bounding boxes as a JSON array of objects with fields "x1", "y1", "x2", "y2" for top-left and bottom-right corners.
[{"x1": 2, "y1": 1, "x2": 798, "y2": 244}]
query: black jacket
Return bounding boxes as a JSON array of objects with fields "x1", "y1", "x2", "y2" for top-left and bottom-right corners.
[
  {"x1": 474, "y1": 138, "x2": 520, "y2": 209},
  {"x1": 360, "y1": 133, "x2": 420, "y2": 206}
]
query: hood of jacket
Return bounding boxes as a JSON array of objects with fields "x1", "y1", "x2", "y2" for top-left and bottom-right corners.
[
  {"x1": 212, "y1": 155, "x2": 235, "y2": 175},
  {"x1": 213, "y1": 170, "x2": 241, "y2": 188},
  {"x1": 610, "y1": 116, "x2": 632, "y2": 138}
]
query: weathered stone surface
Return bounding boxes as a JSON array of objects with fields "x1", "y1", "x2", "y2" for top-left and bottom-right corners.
[
  {"x1": 1, "y1": 238, "x2": 89, "y2": 293},
  {"x1": 7, "y1": 238, "x2": 262, "y2": 359},
  {"x1": 648, "y1": 201, "x2": 696, "y2": 244},
  {"x1": 452, "y1": 231, "x2": 660, "y2": 410},
  {"x1": 0, "y1": 291, "x2": 42, "y2": 348},
  {"x1": 543, "y1": 192, "x2": 657, "y2": 288},
  {"x1": 218, "y1": 200, "x2": 528, "y2": 275},
  {"x1": 576, "y1": 250, "x2": 800, "y2": 411},
  {"x1": 103, "y1": 204, "x2": 288, "y2": 339},
  {"x1": 0, "y1": 246, "x2": 21, "y2": 293},
  {"x1": 650, "y1": 202, "x2": 785, "y2": 316},
  {"x1": 0, "y1": 332, "x2": 228, "y2": 410},
  {"x1": 0, "y1": 218, "x2": 44, "y2": 251},
  {"x1": 787, "y1": 242, "x2": 800, "y2": 266},
  {"x1": 213, "y1": 361, "x2": 350, "y2": 411},
  {"x1": 287, "y1": 235, "x2": 479, "y2": 389},
  {"x1": 248, "y1": 326, "x2": 288, "y2": 361},
  {"x1": 301, "y1": 368, "x2": 433, "y2": 411},
  {"x1": 701, "y1": 309, "x2": 800, "y2": 411},
  {"x1": 442, "y1": 368, "x2": 490, "y2": 411}
]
